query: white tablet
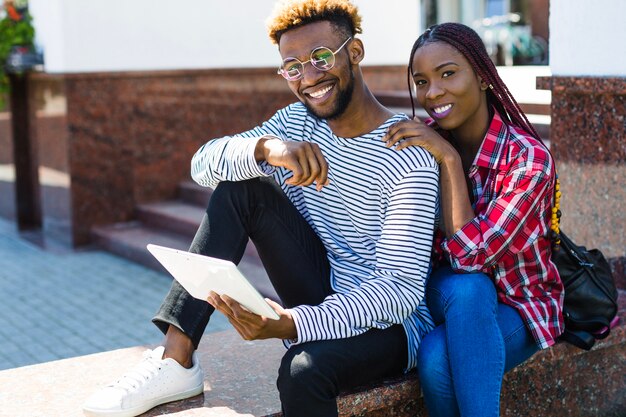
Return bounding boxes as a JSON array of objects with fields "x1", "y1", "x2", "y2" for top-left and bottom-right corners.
[{"x1": 147, "y1": 244, "x2": 279, "y2": 320}]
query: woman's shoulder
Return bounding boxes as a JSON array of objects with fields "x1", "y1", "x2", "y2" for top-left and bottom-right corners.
[{"x1": 505, "y1": 125, "x2": 554, "y2": 171}]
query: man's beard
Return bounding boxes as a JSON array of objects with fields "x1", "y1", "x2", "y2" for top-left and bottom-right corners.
[{"x1": 304, "y1": 69, "x2": 355, "y2": 120}]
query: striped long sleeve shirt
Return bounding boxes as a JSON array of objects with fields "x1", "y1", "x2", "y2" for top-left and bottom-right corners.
[{"x1": 191, "y1": 102, "x2": 439, "y2": 370}]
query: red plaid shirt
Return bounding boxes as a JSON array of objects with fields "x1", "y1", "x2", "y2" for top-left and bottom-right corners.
[{"x1": 432, "y1": 110, "x2": 564, "y2": 349}]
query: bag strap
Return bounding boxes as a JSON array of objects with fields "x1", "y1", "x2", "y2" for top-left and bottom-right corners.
[
  {"x1": 565, "y1": 314, "x2": 611, "y2": 333},
  {"x1": 559, "y1": 328, "x2": 596, "y2": 350}
]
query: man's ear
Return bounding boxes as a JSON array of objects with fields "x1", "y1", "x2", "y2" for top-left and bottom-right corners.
[{"x1": 348, "y1": 38, "x2": 365, "y2": 64}]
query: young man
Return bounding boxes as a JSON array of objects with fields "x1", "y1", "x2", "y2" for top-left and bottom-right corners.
[{"x1": 84, "y1": 1, "x2": 439, "y2": 416}]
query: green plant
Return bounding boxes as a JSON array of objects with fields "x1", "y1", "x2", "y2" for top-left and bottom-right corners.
[{"x1": 0, "y1": 0, "x2": 35, "y2": 110}]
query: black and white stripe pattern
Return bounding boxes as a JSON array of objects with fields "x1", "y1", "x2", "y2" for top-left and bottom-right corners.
[{"x1": 192, "y1": 103, "x2": 439, "y2": 370}]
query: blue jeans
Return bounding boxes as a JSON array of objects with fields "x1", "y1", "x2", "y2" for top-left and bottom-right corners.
[{"x1": 416, "y1": 266, "x2": 539, "y2": 417}]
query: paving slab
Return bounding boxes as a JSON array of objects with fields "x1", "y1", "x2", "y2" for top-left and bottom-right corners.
[{"x1": 0, "y1": 218, "x2": 230, "y2": 371}]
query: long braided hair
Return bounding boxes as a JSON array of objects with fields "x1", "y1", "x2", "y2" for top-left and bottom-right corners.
[
  {"x1": 407, "y1": 22, "x2": 540, "y2": 140},
  {"x1": 408, "y1": 23, "x2": 563, "y2": 243}
]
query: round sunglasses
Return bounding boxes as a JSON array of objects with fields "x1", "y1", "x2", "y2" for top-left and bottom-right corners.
[{"x1": 277, "y1": 37, "x2": 352, "y2": 81}]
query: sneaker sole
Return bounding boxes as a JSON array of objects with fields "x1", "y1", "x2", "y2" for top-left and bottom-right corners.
[{"x1": 82, "y1": 383, "x2": 204, "y2": 417}]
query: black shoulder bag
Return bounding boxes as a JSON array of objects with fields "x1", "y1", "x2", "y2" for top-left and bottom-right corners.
[{"x1": 550, "y1": 178, "x2": 619, "y2": 350}]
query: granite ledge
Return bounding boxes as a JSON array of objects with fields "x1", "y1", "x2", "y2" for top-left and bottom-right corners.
[
  {"x1": 537, "y1": 75, "x2": 626, "y2": 94},
  {"x1": 0, "y1": 292, "x2": 623, "y2": 417}
]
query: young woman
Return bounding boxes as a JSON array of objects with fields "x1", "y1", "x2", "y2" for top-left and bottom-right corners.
[{"x1": 383, "y1": 23, "x2": 564, "y2": 417}]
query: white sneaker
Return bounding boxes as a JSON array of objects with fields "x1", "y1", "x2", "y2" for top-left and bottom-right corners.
[{"x1": 83, "y1": 346, "x2": 204, "y2": 417}]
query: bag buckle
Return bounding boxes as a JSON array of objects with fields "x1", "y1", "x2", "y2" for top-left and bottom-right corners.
[{"x1": 569, "y1": 249, "x2": 594, "y2": 268}]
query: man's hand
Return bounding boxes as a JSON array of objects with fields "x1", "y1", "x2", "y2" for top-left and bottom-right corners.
[
  {"x1": 255, "y1": 137, "x2": 329, "y2": 191},
  {"x1": 207, "y1": 291, "x2": 298, "y2": 340}
]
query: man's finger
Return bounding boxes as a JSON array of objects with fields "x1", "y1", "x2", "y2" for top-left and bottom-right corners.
[
  {"x1": 220, "y1": 294, "x2": 264, "y2": 324},
  {"x1": 299, "y1": 145, "x2": 321, "y2": 187},
  {"x1": 286, "y1": 163, "x2": 304, "y2": 185},
  {"x1": 220, "y1": 294, "x2": 247, "y2": 318},
  {"x1": 209, "y1": 291, "x2": 236, "y2": 317},
  {"x1": 310, "y1": 144, "x2": 329, "y2": 191},
  {"x1": 291, "y1": 146, "x2": 311, "y2": 185}
]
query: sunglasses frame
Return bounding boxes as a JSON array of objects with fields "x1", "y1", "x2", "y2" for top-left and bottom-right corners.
[{"x1": 277, "y1": 36, "x2": 353, "y2": 81}]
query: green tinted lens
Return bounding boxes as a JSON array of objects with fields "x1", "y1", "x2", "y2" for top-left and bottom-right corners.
[
  {"x1": 311, "y1": 48, "x2": 334, "y2": 70},
  {"x1": 282, "y1": 59, "x2": 303, "y2": 80}
]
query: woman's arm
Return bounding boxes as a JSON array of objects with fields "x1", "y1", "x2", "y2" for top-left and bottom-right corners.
[
  {"x1": 384, "y1": 118, "x2": 474, "y2": 238},
  {"x1": 438, "y1": 153, "x2": 475, "y2": 238},
  {"x1": 385, "y1": 118, "x2": 555, "y2": 272},
  {"x1": 442, "y1": 147, "x2": 554, "y2": 271}
]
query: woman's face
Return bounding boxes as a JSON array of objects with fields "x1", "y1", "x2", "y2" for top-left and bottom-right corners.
[{"x1": 411, "y1": 41, "x2": 488, "y2": 137}]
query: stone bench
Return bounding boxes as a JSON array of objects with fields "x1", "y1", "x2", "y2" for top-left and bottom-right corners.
[{"x1": 1, "y1": 291, "x2": 623, "y2": 417}]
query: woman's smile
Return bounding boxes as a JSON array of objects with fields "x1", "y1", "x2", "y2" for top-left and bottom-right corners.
[{"x1": 431, "y1": 103, "x2": 454, "y2": 119}]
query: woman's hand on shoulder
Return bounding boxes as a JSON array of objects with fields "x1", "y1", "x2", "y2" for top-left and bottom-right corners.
[{"x1": 383, "y1": 117, "x2": 457, "y2": 164}]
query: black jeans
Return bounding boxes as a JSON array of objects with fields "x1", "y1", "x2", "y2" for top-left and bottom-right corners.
[{"x1": 153, "y1": 177, "x2": 407, "y2": 417}]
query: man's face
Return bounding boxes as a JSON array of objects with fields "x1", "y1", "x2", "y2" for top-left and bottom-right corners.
[{"x1": 278, "y1": 21, "x2": 354, "y2": 120}]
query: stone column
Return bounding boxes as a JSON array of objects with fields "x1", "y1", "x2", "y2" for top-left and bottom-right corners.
[
  {"x1": 541, "y1": 0, "x2": 626, "y2": 288},
  {"x1": 9, "y1": 73, "x2": 41, "y2": 230}
]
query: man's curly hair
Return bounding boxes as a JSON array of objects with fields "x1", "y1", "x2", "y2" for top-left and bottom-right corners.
[{"x1": 266, "y1": 0, "x2": 362, "y2": 45}]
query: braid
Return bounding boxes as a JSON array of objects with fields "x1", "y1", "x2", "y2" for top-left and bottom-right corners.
[{"x1": 407, "y1": 23, "x2": 541, "y2": 141}]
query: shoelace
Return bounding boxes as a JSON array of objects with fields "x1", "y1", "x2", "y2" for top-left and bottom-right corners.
[{"x1": 109, "y1": 349, "x2": 164, "y2": 392}]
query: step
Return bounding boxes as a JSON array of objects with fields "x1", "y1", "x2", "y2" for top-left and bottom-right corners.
[
  {"x1": 136, "y1": 200, "x2": 207, "y2": 237},
  {"x1": 1, "y1": 291, "x2": 624, "y2": 417},
  {"x1": 179, "y1": 180, "x2": 212, "y2": 207},
  {"x1": 92, "y1": 222, "x2": 278, "y2": 301},
  {"x1": 134, "y1": 200, "x2": 265, "y2": 272},
  {"x1": 92, "y1": 221, "x2": 191, "y2": 272}
]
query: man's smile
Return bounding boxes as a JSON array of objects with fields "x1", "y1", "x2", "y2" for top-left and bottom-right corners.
[
  {"x1": 304, "y1": 82, "x2": 335, "y2": 102},
  {"x1": 308, "y1": 84, "x2": 334, "y2": 99}
]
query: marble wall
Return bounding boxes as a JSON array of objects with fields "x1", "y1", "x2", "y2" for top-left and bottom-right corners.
[
  {"x1": 54, "y1": 68, "x2": 297, "y2": 245},
  {"x1": 2, "y1": 66, "x2": 407, "y2": 246},
  {"x1": 31, "y1": 75, "x2": 72, "y2": 245},
  {"x1": 538, "y1": 76, "x2": 626, "y2": 286}
]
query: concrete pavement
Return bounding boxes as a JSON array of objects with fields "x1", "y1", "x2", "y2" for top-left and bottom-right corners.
[{"x1": 0, "y1": 217, "x2": 229, "y2": 371}]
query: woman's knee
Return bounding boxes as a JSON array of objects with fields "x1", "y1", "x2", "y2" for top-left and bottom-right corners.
[{"x1": 428, "y1": 268, "x2": 497, "y2": 312}]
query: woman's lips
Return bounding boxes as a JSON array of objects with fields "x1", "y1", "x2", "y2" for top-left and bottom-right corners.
[{"x1": 431, "y1": 103, "x2": 453, "y2": 119}]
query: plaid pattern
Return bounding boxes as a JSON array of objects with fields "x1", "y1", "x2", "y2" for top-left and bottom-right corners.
[{"x1": 432, "y1": 111, "x2": 564, "y2": 349}]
